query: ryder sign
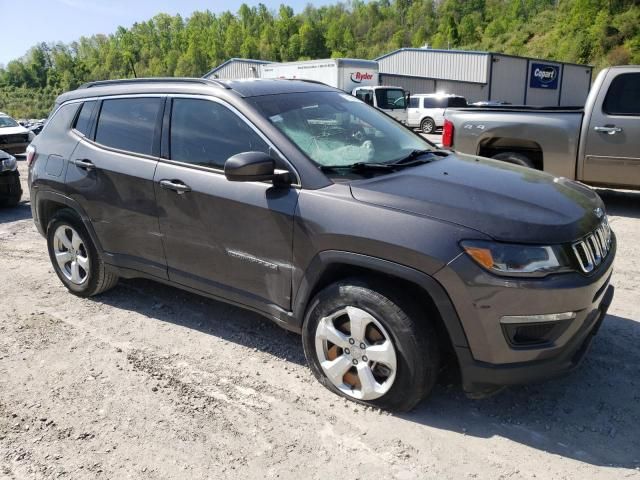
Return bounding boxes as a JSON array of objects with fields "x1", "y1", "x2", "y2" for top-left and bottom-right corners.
[{"x1": 530, "y1": 63, "x2": 559, "y2": 89}]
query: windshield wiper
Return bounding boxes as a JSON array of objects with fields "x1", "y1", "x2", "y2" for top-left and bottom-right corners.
[
  {"x1": 384, "y1": 149, "x2": 452, "y2": 169},
  {"x1": 319, "y1": 162, "x2": 395, "y2": 172},
  {"x1": 319, "y1": 149, "x2": 450, "y2": 173},
  {"x1": 388, "y1": 149, "x2": 437, "y2": 165}
]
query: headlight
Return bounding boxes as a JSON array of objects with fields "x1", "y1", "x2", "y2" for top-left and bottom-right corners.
[
  {"x1": 461, "y1": 240, "x2": 573, "y2": 277},
  {"x1": 0, "y1": 155, "x2": 17, "y2": 172}
]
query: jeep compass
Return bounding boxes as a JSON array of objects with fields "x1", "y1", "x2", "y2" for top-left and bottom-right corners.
[{"x1": 28, "y1": 78, "x2": 615, "y2": 411}]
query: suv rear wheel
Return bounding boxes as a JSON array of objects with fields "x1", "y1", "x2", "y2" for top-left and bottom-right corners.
[
  {"x1": 421, "y1": 117, "x2": 436, "y2": 134},
  {"x1": 302, "y1": 280, "x2": 440, "y2": 411},
  {"x1": 46, "y1": 209, "x2": 119, "y2": 297}
]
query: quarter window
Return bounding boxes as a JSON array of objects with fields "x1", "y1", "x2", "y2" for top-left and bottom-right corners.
[
  {"x1": 169, "y1": 98, "x2": 269, "y2": 169},
  {"x1": 603, "y1": 73, "x2": 640, "y2": 116},
  {"x1": 73, "y1": 100, "x2": 96, "y2": 137},
  {"x1": 95, "y1": 98, "x2": 163, "y2": 156}
]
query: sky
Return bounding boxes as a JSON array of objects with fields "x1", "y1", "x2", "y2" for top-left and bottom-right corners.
[{"x1": 0, "y1": 0, "x2": 335, "y2": 66}]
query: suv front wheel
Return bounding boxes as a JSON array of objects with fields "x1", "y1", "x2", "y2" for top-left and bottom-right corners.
[
  {"x1": 302, "y1": 280, "x2": 440, "y2": 411},
  {"x1": 47, "y1": 209, "x2": 119, "y2": 297}
]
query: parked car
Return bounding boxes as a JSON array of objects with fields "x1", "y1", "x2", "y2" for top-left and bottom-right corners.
[
  {"x1": 444, "y1": 66, "x2": 640, "y2": 190},
  {"x1": 0, "y1": 112, "x2": 35, "y2": 154},
  {"x1": 0, "y1": 149, "x2": 22, "y2": 207},
  {"x1": 28, "y1": 78, "x2": 615, "y2": 411},
  {"x1": 407, "y1": 93, "x2": 468, "y2": 133},
  {"x1": 27, "y1": 122, "x2": 45, "y2": 136}
]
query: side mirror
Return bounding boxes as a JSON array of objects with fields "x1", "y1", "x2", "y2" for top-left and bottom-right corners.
[{"x1": 224, "y1": 151, "x2": 291, "y2": 184}]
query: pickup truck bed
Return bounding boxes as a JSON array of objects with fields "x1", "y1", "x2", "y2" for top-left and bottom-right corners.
[{"x1": 444, "y1": 66, "x2": 640, "y2": 190}]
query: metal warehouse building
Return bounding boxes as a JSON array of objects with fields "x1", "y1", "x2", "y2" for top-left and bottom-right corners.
[
  {"x1": 203, "y1": 58, "x2": 270, "y2": 79},
  {"x1": 376, "y1": 48, "x2": 593, "y2": 106}
]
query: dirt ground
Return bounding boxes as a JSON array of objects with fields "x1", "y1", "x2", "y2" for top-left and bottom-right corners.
[{"x1": 1, "y1": 159, "x2": 639, "y2": 480}]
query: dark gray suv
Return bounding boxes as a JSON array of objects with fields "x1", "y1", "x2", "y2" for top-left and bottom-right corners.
[{"x1": 28, "y1": 78, "x2": 615, "y2": 411}]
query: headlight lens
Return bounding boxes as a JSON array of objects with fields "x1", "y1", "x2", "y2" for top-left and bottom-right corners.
[
  {"x1": 0, "y1": 156, "x2": 17, "y2": 172},
  {"x1": 461, "y1": 240, "x2": 573, "y2": 277}
]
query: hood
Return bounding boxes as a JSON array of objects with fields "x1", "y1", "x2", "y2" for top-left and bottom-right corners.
[
  {"x1": 0, "y1": 125, "x2": 29, "y2": 136},
  {"x1": 349, "y1": 154, "x2": 604, "y2": 244}
]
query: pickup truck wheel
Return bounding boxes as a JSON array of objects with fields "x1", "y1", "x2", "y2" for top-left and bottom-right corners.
[
  {"x1": 492, "y1": 151, "x2": 536, "y2": 169},
  {"x1": 46, "y1": 209, "x2": 119, "y2": 297},
  {"x1": 421, "y1": 117, "x2": 436, "y2": 134},
  {"x1": 302, "y1": 280, "x2": 440, "y2": 411}
]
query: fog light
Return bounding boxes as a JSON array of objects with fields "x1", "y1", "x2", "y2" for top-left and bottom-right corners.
[
  {"x1": 500, "y1": 312, "x2": 576, "y2": 347},
  {"x1": 500, "y1": 312, "x2": 576, "y2": 324}
]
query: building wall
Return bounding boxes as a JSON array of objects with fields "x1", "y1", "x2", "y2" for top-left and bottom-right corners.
[
  {"x1": 205, "y1": 60, "x2": 265, "y2": 79},
  {"x1": 377, "y1": 49, "x2": 490, "y2": 83},
  {"x1": 489, "y1": 55, "x2": 528, "y2": 104},
  {"x1": 379, "y1": 74, "x2": 436, "y2": 94},
  {"x1": 435, "y1": 79, "x2": 489, "y2": 103},
  {"x1": 561, "y1": 64, "x2": 593, "y2": 106},
  {"x1": 380, "y1": 74, "x2": 488, "y2": 103}
]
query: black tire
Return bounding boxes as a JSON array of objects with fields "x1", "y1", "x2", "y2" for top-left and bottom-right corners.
[
  {"x1": 0, "y1": 172, "x2": 22, "y2": 207},
  {"x1": 46, "y1": 208, "x2": 119, "y2": 297},
  {"x1": 0, "y1": 193, "x2": 21, "y2": 208},
  {"x1": 421, "y1": 117, "x2": 436, "y2": 134},
  {"x1": 492, "y1": 151, "x2": 536, "y2": 169},
  {"x1": 302, "y1": 279, "x2": 440, "y2": 411}
]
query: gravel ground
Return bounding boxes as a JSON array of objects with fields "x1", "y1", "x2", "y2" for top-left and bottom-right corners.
[{"x1": 1, "y1": 160, "x2": 639, "y2": 479}]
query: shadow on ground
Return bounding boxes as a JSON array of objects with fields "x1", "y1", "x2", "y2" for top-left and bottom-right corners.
[
  {"x1": 597, "y1": 188, "x2": 640, "y2": 219},
  {"x1": 95, "y1": 278, "x2": 640, "y2": 470},
  {"x1": 0, "y1": 202, "x2": 31, "y2": 223}
]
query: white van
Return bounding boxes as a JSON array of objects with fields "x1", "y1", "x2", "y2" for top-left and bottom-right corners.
[{"x1": 407, "y1": 94, "x2": 467, "y2": 133}]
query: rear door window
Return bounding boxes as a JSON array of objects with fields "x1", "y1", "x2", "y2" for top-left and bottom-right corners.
[
  {"x1": 73, "y1": 101, "x2": 96, "y2": 137},
  {"x1": 408, "y1": 97, "x2": 419, "y2": 108},
  {"x1": 169, "y1": 98, "x2": 269, "y2": 169},
  {"x1": 447, "y1": 97, "x2": 468, "y2": 108},
  {"x1": 95, "y1": 98, "x2": 163, "y2": 156},
  {"x1": 423, "y1": 98, "x2": 445, "y2": 108},
  {"x1": 603, "y1": 73, "x2": 640, "y2": 116}
]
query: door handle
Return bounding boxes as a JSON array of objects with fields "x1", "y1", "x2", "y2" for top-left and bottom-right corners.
[
  {"x1": 72, "y1": 158, "x2": 96, "y2": 170},
  {"x1": 594, "y1": 126, "x2": 622, "y2": 135},
  {"x1": 159, "y1": 179, "x2": 191, "y2": 194}
]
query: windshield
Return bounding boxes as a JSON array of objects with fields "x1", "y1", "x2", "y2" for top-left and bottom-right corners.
[
  {"x1": 251, "y1": 92, "x2": 432, "y2": 168},
  {"x1": 0, "y1": 116, "x2": 19, "y2": 128},
  {"x1": 376, "y1": 89, "x2": 406, "y2": 110}
]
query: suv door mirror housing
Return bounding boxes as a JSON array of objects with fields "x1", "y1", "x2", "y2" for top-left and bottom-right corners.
[{"x1": 224, "y1": 151, "x2": 291, "y2": 184}]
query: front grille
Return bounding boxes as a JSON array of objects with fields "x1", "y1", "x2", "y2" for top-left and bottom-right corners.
[
  {"x1": 572, "y1": 220, "x2": 612, "y2": 273},
  {"x1": 0, "y1": 133, "x2": 29, "y2": 145}
]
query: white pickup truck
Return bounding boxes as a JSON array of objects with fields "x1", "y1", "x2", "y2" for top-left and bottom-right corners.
[{"x1": 443, "y1": 66, "x2": 640, "y2": 190}]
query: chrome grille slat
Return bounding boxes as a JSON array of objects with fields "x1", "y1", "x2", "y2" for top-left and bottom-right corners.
[{"x1": 572, "y1": 221, "x2": 612, "y2": 273}]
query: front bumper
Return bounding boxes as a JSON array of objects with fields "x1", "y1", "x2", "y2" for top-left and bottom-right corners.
[
  {"x1": 434, "y1": 232, "x2": 616, "y2": 396},
  {"x1": 0, "y1": 143, "x2": 29, "y2": 155},
  {"x1": 0, "y1": 170, "x2": 22, "y2": 199},
  {"x1": 457, "y1": 284, "x2": 613, "y2": 397}
]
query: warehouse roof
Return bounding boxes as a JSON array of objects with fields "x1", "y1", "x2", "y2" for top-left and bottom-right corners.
[{"x1": 203, "y1": 58, "x2": 273, "y2": 79}]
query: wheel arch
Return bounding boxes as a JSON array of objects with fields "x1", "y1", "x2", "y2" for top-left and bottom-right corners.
[
  {"x1": 477, "y1": 137, "x2": 544, "y2": 170},
  {"x1": 292, "y1": 251, "x2": 469, "y2": 352},
  {"x1": 35, "y1": 191, "x2": 104, "y2": 254}
]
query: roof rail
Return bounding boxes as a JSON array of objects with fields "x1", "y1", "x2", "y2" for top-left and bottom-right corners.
[{"x1": 78, "y1": 77, "x2": 231, "y2": 89}]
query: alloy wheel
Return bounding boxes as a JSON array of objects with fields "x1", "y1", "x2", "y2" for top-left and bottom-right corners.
[
  {"x1": 315, "y1": 306, "x2": 397, "y2": 401},
  {"x1": 52, "y1": 225, "x2": 90, "y2": 285}
]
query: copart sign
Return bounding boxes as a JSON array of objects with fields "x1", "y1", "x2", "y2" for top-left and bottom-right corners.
[{"x1": 530, "y1": 63, "x2": 559, "y2": 89}]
